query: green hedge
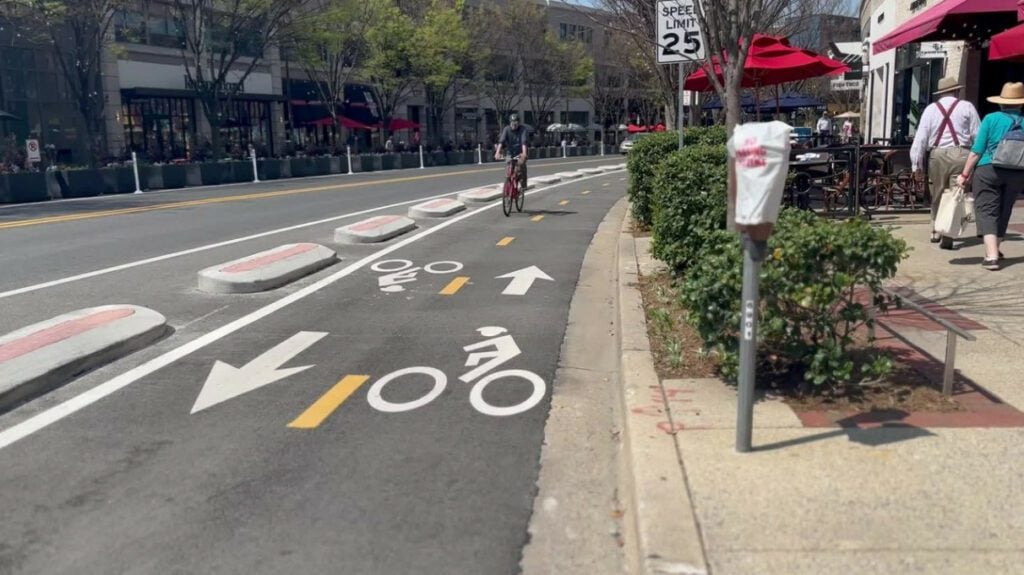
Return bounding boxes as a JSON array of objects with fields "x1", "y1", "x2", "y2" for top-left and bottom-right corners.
[
  {"x1": 678, "y1": 209, "x2": 908, "y2": 388},
  {"x1": 650, "y1": 145, "x2": 729, "y2": 272},
  {"x1": 684, "y1": 125, "x2": 728, "y2": 146},
  {"x1": 626, "y1": 131, "x2": 678, "y2": 229}
]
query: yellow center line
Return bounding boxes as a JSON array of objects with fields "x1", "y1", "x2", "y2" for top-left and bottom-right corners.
[
  {"x1": 497, "y1": 236, "x2": 515, "y2": 247},
  {"x1": 602, "y1": 183, "x2": 609, "y2": 187},
  {"x1": 440, "y1": 276, "x2": 470, "y2": 295},
  {"x1": 559, "y1": 200, "x2": 570, "y2": 206},
  {"x1": 531, "y1": 215, "x2": 545, "y2": 222},
  {"x1": 0, "y1": 158, "x2": 608, "y2": 231},
  {"x1": 582, "y1": 191, "x2": 591, "y2": 195},
  {"x1": 288, "y1": 375, "x2": 370, "y2": 429}
]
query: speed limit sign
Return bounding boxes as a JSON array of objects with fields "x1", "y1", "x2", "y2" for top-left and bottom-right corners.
[{"x1": 656, "y1": 0, "x2": 706, "y2": 64}]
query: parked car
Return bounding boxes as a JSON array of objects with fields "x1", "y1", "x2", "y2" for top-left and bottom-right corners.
[{"x1": 619, "y1": 133, "x2": 653, "y2": 154}]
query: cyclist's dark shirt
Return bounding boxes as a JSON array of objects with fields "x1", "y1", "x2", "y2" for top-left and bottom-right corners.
[{"x1": 499, "y1": 125, "x2": 528, "y2": 153}]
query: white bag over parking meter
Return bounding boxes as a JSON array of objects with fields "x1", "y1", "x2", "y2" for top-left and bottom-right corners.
[
  {"x1": 728, "y1": 121, "x2": 792, "y2": 453},
  {"x1": 728, "y1": 121, "x2": 792, "y2": 229}
]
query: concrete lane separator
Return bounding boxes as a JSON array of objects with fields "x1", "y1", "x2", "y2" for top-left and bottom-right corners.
[
  {"x1": 0, "y1": 305, "x2": 168, "y2": 412},
  {"x1": 579, "y1": 167, "x2": 604, "y2": 175},
  {"x1": 617, "y1": 213, "x2": 709, "y2": 575},
  {"x1": 457, "y1": 185, "x2": 503, "y2": 203},
  {"x1": 532, "y1": 175, "x2": 562, "y2": 186},
  {"x1": 555, "y1": 171, "x2": 583, "y2": 180},
  {"x1": 198, "y1": 243, "x2": 339, "y2": 294},
  {"x1": 334, "y1": 214, "x2": 417, "y2": 244},
  {"x1": 408, "y1": 198, "x2": 467, "y2": 218},
  {"x1": 0, "y1": 168, "x2": 624, "y2": 452}
]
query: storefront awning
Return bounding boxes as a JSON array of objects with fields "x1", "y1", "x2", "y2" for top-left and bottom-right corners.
[
  {"x1": 990, "y1": 22, "x2": 1024, "y2": 60},
  {"x1": 872, "y1": 0, "x2": 1019, "y2": 54}
]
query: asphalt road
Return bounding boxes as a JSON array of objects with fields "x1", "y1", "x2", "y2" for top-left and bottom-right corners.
[{"x1": 0, "y1": 157, "x2": 628, "y2": 574}]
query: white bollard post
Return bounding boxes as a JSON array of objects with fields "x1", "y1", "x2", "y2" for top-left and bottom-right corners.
[
  {"x1": 562, "y1": 142, "x2": 567, "y2": 159},
  {"x1": 419, "y1": 145, "x2": 425, "y2": 169},
  {"x1": 250, "y1": 146, "x2": 260, "y2": 183},
  {"x1": 477, "y1": 144, "x2": 483, "y2": 165},
  {"x1": 346, "y1": 145, "x2": 353, "y2": 175},
  {"x1": 131, "y1": 152, "x2": 143, "y2": 194}
]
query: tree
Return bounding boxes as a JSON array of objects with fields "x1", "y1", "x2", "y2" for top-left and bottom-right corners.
[
  {"x1": 3, "y1": 0, "x2": 124, "y2": 166},
  {"x1": 468, "y1": 5, "x2": 524, "y2": 132},
  {"x1": 363, "y1": 0, "x2": 417, "y2": 141},
  {"x1": 411, "y1": 0, "x2": 471, "y2": 147},
  {"x1": 288, "y1": 0, "x2": 378, "y2": 152},
  {"x1": 170, "y1": 0, "x2": 297, "y2": 159}
]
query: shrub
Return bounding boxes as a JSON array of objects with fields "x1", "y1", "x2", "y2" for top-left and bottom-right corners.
[
  {"x1": 678, "y1": 209, "x2": 909, "y2": 389},
  {"x1": 649, "y1": 145, "x2": 728, "y2": 271},
  {"x1": 684, "y1": 125, "x2": 728, "y2": 147},
  {"x1": 626, "y1": 131, "x2": 678, "y2": 228}
]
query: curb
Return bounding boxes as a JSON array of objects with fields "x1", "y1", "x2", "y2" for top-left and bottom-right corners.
[
  {"x1": 198, "y1": 243, "x2": 339, "y2": 294},
  {"x1": 0, "y1": 305, "x2": 168, "y2": 410},
  {"x1": 532, "y1": 175, "x2": 562, "y2": 185},
  {"x1": 334, "y1": 215, "x2": 417, "y2": 244},
  {"x1": 617, "y1": 214, "x2": 709, "y2": 575},
  {"x1": 407, "y1": 198, "x2": 467, "y2": 218},
  {"x1": 555, "y1": 171, "x2": 583, "y2": 180},
  {"x1": 457, "y1": 185, "x2": 503, "y2": 203}
]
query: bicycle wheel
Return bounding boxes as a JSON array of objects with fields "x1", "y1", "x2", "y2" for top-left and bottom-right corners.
[
  {"x1": 859, "y1": 184, "x2": 881, "y2": 212},
  {"x1": 515, "y1": 178, "x2": 525, "y2": 212},
  {"x1": 502, "y1": 178, "x2": 513, "y2": 217}
]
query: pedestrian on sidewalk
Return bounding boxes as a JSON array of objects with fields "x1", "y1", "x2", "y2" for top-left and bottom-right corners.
[
  {"x1": 816, "y1": 111, "x2": 832, "y2": 146},
  {"x1": 910, "y1": 76, "x2": 981, "y2": 248},
  {"x1": 958, "y1": 82, "x2": 1024, "y2": 271}
]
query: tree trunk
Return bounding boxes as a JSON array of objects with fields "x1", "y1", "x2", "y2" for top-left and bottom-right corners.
[{"x1": 724, "y1": 74, "x2": 742, "y2": 232}]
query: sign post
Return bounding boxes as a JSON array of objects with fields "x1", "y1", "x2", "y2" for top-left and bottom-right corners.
[
  {"x1": 250, "y1": 145, "x2": 260, "y2": 183},
  {"x1": 131, "y1": 152, "x2": 143, "y2": 194},
  {"x1": 346, "y1": 146, "x2": 353, "y2": 175},
  {"x1": 656, "y1": 0, "x2": 706, "y2": 148},
  {"x1": 727, "y1": 121, "x2": 792, "y2": 452}
]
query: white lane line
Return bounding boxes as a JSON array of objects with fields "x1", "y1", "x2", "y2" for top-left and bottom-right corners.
[
  {"x1": 0, "y1": 171, "x2": 624, "y2": 451},
  {"x1": 0, "y1": 160, "x2": 615, "y2": 300},
  {"x1": 0, "y1": 188, "x2": 474, "y2": 300}
]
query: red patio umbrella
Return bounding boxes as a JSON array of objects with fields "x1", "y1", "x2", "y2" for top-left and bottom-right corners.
[
  {"x1": 306, "y1": 115, "x2": 373, "y2": 129},
  {"x1": 990, "y1": 22, "x2": 1024, "y2": 60},
  {"x1": 684, "y1": 34, "x2": 850, "y2": 92},
  {"x1": 627, "y1": 124, "x2": 647, "y2": 133},
  {"x1": 384, "y1": 118, "x2": 420, "y2": 131}
]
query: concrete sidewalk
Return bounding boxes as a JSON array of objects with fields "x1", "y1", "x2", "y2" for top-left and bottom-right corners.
[{"x1": 617, "y1": 210, "x2": 1024, "y2": 575}]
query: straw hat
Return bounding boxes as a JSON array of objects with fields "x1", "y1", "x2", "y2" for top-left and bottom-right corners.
[
  {"x1": 987, "y1": 82, "x2": 1024, "y2": 105},
  {"x1": 933, "y1": 76, "x2": 963, "y2": 95}
]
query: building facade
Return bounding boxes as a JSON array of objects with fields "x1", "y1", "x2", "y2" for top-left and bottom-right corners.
[{"x1": 1, "y1": 0, "x2": 609, "y2": 165}]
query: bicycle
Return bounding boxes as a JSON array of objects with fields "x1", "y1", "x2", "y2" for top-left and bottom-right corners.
[{"x1": 499, "y1": 154, "x2": 525, "y2": 217}]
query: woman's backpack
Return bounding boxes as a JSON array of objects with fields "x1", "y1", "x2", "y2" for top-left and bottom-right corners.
[{"x1": 992, "y1": 114, "x2": 1024, "y2": 170}]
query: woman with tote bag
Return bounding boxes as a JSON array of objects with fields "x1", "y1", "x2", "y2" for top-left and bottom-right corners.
[{"x1": 958, "y1": 82, "x2": 1024, "y2": 271}]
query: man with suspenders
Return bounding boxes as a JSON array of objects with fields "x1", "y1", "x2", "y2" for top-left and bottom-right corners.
[{"x1": 911, "y1": 76, "x2": 981, "y2": 248}]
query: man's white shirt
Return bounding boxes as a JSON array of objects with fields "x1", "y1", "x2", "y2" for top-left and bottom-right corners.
[{"x1": 910, "y1": 96, "x2": 981, "y2": 171}]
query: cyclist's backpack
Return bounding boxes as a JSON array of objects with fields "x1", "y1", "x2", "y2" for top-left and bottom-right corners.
[{"x1": 992, "y1": 114, "x2": 1024, "y2": 170}]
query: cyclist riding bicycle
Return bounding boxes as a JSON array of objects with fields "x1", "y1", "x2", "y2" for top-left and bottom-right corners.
[{"x1": 495, "y1": 114, "x2": 528, "y2": 190}]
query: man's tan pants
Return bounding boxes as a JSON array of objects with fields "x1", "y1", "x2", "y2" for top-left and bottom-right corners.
[{"x1": 928, "y1": 147, "x2": 970, "y2": 226}]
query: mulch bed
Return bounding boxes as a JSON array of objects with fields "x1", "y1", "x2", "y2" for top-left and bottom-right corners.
[{"x1": 636, "y1": 270, "x2": 964, "y2": 415}]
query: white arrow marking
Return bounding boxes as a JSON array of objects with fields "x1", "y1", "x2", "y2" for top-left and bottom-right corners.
[
  {"x1": 496, "y1": 266, "x2": 554, "y2": 296},
  {"x1": 190, "y1": 331, "x2": 328, "y2": 414}
]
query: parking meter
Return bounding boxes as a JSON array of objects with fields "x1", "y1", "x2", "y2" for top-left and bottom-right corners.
[{"x1": 727, "y1": 121, "x2": 792, "y2": 453}]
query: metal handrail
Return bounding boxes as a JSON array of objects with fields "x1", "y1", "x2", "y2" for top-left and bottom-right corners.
[{"x1": 870, "y1": 287, "x2": 976, "y2": 396}]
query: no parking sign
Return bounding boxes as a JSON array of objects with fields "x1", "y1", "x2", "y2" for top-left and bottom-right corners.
[{"x1": 26, "y1": 139, "x2": 41, "y2": 163}]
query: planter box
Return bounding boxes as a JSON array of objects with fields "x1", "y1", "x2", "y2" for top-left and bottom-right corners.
[
  {"x1": 161, "y1": 164, "x2": 188, "y2": 189},
  {"x1": 381, "y1": 154, "x2": 398, "y2": 171},
  {"x1": 294, "y1": 157, "x2": 319, "y2": 178},
  {"x1": 62, "y1": 169, "x2": 108, "y2": 198},
  {"x1": 101, "y1": 167, "x2": 136, "y2": 194},
  {"x1": 401, "y1": 153, "x2": 419, "y2": 169},
  {"x1": 356, "y1": 155, "x2": 373, "y2": 172},
  {"x1": 200, "y1": 162, "x2": 232, "y2": 186},
  {"x1": 430, "y1": 151, "x2": 447, "y2": 166},
  {"x1": 184, "y1": 164, "x2": 202, "y2": 187},
  {"x1": 329, "y1": 156, "x2": 343, "y2": 174},
  {"x1": 231, "y1": 160, "x2": 254, "y2": 183},
  {"x1": 2, "y1": 172, "x2": 50, "y2": 203},
  {"x1": 259, "y1": 158, "x2": 284, "y2": 180},
  {"x1": 143, "y1": 165, "x2": 164, "y2": 190},
  {"x1": 314, "y1": 157, "x2": 332, "y2": 176},
  {"x1": 45, "y1": 171, "x2": 62, "y2": 199}
]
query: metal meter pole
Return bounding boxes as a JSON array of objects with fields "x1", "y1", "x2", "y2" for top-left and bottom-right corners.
[
  {"x1": 678, "y1": 63, "x2": 685, "y2": 149},
  {"x1": 736, "y1": 233, "x2": 767, "y2": 453}
]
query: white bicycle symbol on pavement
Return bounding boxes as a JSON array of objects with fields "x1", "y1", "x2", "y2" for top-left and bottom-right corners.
[
  {"x1": 366, "y1": 326, "x2": 545, "y2": 417},
  {"x1": 370, "y1": 259, "x2": 464, "y2": 293}
]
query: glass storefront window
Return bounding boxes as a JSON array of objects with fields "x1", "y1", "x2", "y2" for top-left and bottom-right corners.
[{"x1": 121, "y1": 96, "x2": 196, "y2": 162}]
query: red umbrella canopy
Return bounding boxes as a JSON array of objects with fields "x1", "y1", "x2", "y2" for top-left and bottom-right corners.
[
  {"x1": 990, "y1": 22, "x2": 1024, "y2": 61},
  {"x1": 627, "y1": 124, "x2": 648, "y2": 133},
  {"x1": 684, "y1": 34, "x2": 851, "y2": 92}
]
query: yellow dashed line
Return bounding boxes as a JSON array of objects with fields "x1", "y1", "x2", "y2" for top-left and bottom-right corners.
[
  {"x1": 288, "y1": 375, "x2": 370, "y2": 429},
  {"x1": 531, "y1": 215, "x2": 545, "y2": 222},
  {"x1": 559, "y1": 200, "x2": 570, "y2": 206},
  {"x1": 440, "y1": 276, "x2": 470, "y2": 295},
  {"x1": 582, "y1": 190, "x2": 591, "y2": 195},
  {"x1": 497, "y1": 236, "x2": 515, "y2": 247}
]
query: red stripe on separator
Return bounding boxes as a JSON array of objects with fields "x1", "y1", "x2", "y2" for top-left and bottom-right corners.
[
  {"x1": 349, "y1": 215, "x2": 401, "y2": 232},
  {"x1": 221, "y1": 243, "x2": 318, "y2": 273},
  {"x1": 0, "y1": 308, "x2": 135, "y2": 363}
]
